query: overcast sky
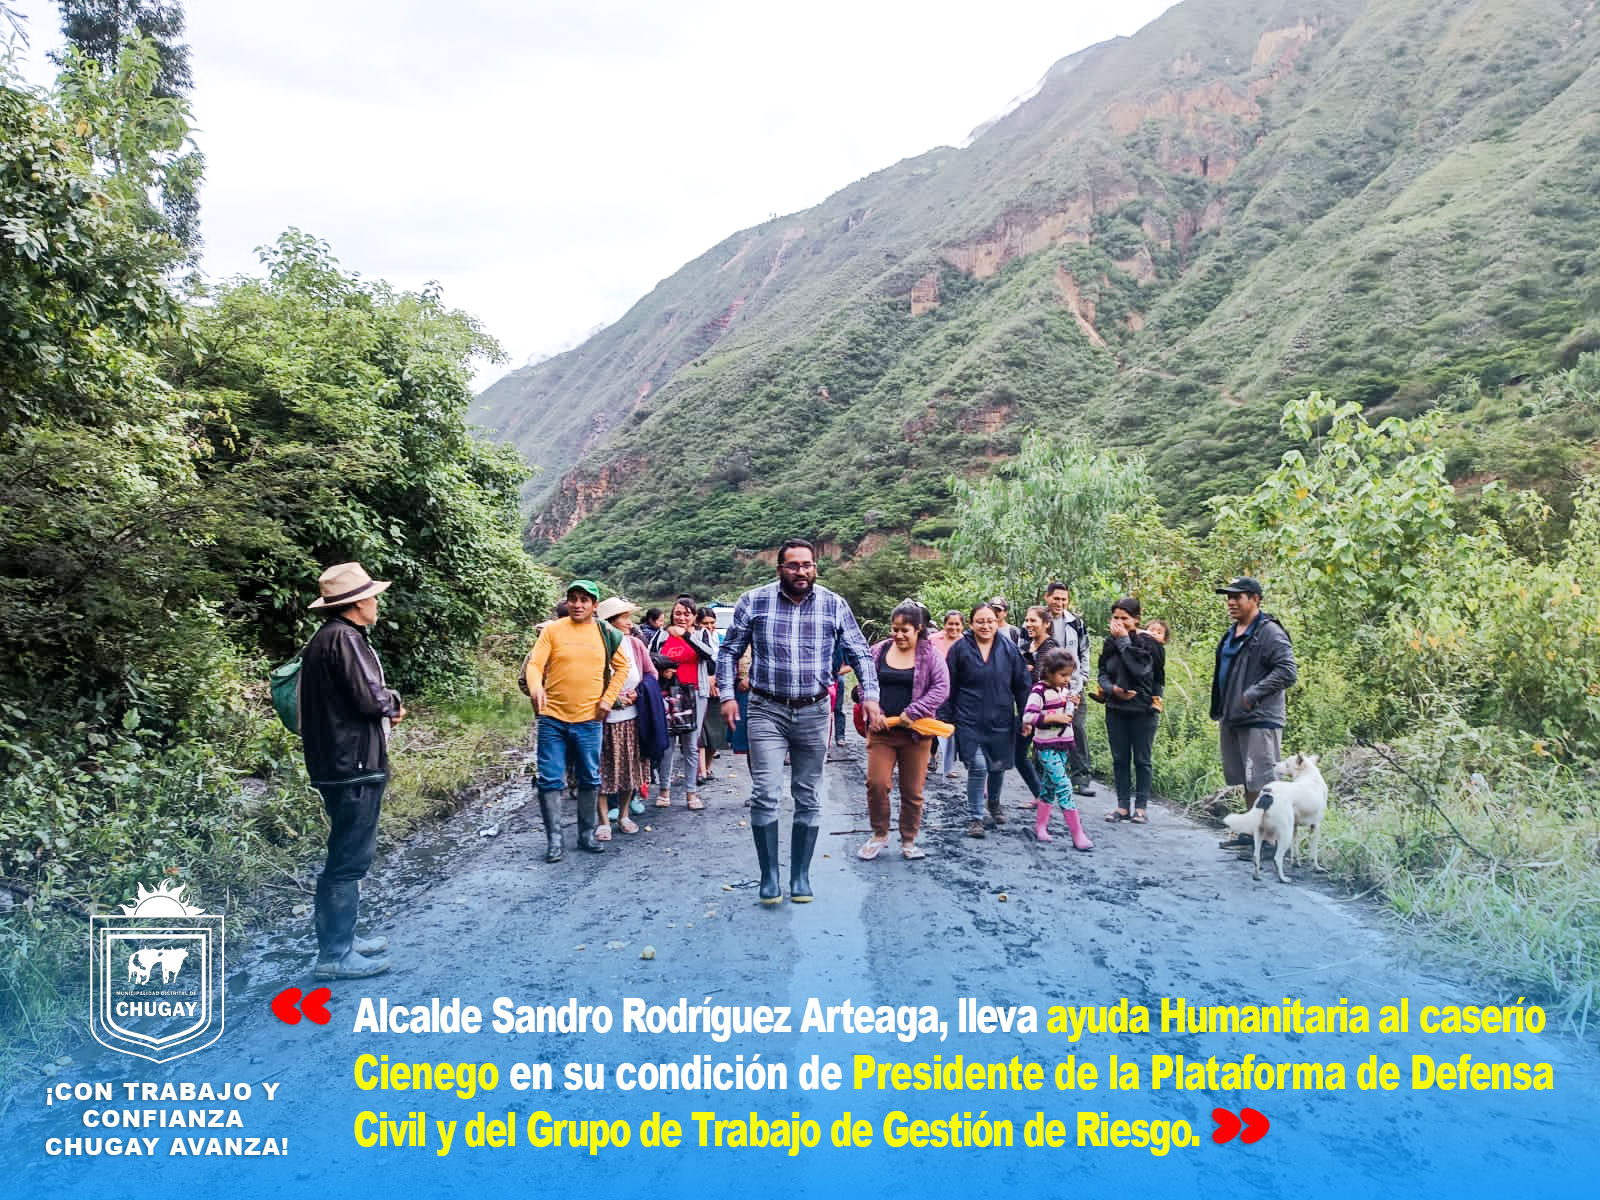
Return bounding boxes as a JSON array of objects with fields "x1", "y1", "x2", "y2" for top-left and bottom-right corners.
[{"x1": 7, "y1": 0, "x2": 1179, "y2": 388}]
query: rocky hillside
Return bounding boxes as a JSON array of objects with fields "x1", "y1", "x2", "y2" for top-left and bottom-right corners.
[{"x1": 470, "y1": 0, "x2": 1600, "y2": 592}]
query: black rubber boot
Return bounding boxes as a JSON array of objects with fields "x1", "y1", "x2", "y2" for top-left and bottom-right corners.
[
  {"x1": 575, "y1": 787, "x2": 605, "y2": 853},
  {"x1": 789, "y1": 821, "x2": 820, "y2": 903},
  {"x1": 752, "y1": 822, "x2": 782, "y2": 905},
  {"x1": 538, "y1": 789, "x2": 565, "y2": 862},
  {"x1": 313, "y1": 880, "x2": 390, "y2": 979}
]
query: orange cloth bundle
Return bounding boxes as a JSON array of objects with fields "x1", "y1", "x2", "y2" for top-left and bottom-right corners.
[{"x1": 884, "y1": 714, "x2": 955, "y2": 738}]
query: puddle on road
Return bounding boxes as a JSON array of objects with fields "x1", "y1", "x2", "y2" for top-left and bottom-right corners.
[{"x1": 783, "y1": 760, "x2": 872, "y2": 1011}]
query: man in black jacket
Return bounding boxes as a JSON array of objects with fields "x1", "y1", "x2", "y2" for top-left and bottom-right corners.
[
  {"x1": 301, "y1": 562, "x2": 405, "y2": 980},
  {"x1": 1211, "y1": 577, "x2": 1297, "y2": 845}
]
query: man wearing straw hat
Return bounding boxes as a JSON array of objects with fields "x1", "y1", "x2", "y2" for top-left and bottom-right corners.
[{"x1": 301, "y1": 562, "x2": 406, "y2": 980}]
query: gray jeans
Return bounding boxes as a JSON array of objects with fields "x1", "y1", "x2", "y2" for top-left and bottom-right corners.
[
  {"x1": 746, "y1": 693, "x2": 830, "y2": 828},
  {"x1": 660, "y1": 726, "x2": 699, "y2": 796}
]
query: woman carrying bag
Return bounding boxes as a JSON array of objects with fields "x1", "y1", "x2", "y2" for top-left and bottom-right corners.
[{"x1": 858, "y1": 602, "x2": 949, "y2": 862}]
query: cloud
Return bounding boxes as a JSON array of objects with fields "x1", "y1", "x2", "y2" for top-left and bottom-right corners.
[{"x1": 8, "y1": 0, "x2": 1180, "y2": 385}]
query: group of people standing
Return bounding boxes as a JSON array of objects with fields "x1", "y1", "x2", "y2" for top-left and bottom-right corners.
[
  {"x1": 291, "y1": 548, "x2": 1302, "y2": 981},
  {"x1": 856, "y1": 583, "x2": 1167, "y2": 861},
  {"x1": 522, "y1": 585, "x2": 734, "y2": 859}
]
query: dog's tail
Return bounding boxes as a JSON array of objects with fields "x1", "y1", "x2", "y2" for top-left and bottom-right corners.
[{"x1": 1222, "y1": 807, "x2": 1266, "y2": 838}]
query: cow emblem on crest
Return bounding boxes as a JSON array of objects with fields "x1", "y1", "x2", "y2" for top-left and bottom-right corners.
[{"x1": 90, "y1": 880, "x2": 224, "y2": 1062}]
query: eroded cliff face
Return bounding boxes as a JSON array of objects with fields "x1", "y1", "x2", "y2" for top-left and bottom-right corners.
[
  {"x1": 529, "y1": 456, "x2": 646, "y2": 544},
  {"x1": 518, "y1": 17, "x2": 1328, "y2": 559},
  {"x1": 932, "y1": 22, "x2": 1317, "y2": 296}
]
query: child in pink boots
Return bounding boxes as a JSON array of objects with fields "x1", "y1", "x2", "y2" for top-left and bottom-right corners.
[{"x1": 1021, "y1": 649, "x2": 1093, "y2": 850}]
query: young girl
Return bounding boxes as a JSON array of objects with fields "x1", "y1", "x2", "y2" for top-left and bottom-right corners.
[{"x1": 1021, "y1": 647, "x2": 1092, "y2": 850}]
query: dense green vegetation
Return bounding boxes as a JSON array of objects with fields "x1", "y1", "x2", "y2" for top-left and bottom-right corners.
[
  {"x1": 0, "y1": 33, "x2": 552, "y2": 1078},
  {"x1": 931, "y1": 392, "x2": 1598, "y2": 1029},
  {"x1": 3, "y1": 0, "x2": 1598, "y2": 1088},
  {"x1": 475, "y1": 0, "x2": 1599, "y2": 591}
]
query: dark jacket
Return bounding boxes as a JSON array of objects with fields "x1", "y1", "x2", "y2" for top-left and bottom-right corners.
[
  {"x1": 634, "y1": 674, "x2": 669, "y2": 763},
  {"x1": 1021, "y1": 635, "x2": 1062, "y2": 684},
  {"x1": 1099, "y1": 632, "x2": 1166, "y2": 716},
  {"x1": 300, "y1": 615, "x2": 401, "y2": 787},
  {"x1": 945, "y1": 632, "x2": 1030, "y2": 769},
  {"x1": 869, "y1": 636, "x2": 951, "y2": 727},
  {"x1": 1210, "y1": 612, "x2": 1297, "y2": 728}
]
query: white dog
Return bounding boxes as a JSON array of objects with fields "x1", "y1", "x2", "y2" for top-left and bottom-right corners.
[
  {"x1": 1221, "y1": 752, "x2": 1328, "y2": 882},
  {"x1": 1275, "y1": 752, "x2": 1327, "y2": 873},
  {"x1": 1222, "y1": 787, "x2": 1296, "y2": 882}
]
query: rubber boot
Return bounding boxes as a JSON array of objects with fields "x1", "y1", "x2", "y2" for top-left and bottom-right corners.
[
  {"x1": 753, "y1": 822, "x2": 782, "y2": 905},
  {"x1": 1063, "y1": 808, "x2": 1094, "y2": 851},
  {"x1": 538, "y1": 789, "x2": 565, "y2": 862},
  {"x1": 313, "y1": 880, "x2": 390, "y2": 979},
  {"x1": 789, "y1": 821, "x2": 820, "y2": 903},
  {"x1": 1034, "y1": 800, "x2": 1054, "y2": 842},
  {"x1": 575, "y1": 787, "x2": 605, "y2": 853}
]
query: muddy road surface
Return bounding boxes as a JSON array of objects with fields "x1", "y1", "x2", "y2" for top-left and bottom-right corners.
[{"x1": 12, "y1": 737, "x2": 1600, "y2": 1199}]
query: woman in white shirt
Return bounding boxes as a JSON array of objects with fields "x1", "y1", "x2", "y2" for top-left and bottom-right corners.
[{"x1": 597, "y1": 597, "x2": 653, "y2": 837}]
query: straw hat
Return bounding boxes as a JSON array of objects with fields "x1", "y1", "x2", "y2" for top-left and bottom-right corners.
[
  {"x1": 308, "y1": 562, "x2": 391, "y2": 610},
  {"x1": 595, "y1": 596, "x2": 638, "y2": 622}
]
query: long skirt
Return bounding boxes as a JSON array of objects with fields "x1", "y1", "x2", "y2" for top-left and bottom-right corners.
[{"x1": 601, "y1": 718, "x2": 647, "y2": 795}]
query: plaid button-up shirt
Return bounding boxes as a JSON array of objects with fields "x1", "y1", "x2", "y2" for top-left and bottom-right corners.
[{"x1": 716, "y1": 581, "x2": 879, "y2": 702}]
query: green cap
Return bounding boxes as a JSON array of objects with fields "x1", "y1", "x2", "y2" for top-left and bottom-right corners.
[{"x1": 566, "y1": 579, "x2": 602, "y2": 601}]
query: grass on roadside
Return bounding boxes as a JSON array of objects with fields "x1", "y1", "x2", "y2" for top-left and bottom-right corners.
[{"x1": 0, "y1": 653, "x2": 537, "y2": 1095}]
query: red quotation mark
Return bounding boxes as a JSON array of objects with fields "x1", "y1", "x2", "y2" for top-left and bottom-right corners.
[
  {"x1": 1211, "y1": 1107, "x2": 1270, "y2": 1144},
  {"x1": 271, "y1": 986, "x2": 332, "y2": 1026}
]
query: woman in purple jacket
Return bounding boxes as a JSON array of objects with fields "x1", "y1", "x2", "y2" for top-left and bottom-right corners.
[{"x1": 859, "y1": 601, "x2": 950, "y2": 861}]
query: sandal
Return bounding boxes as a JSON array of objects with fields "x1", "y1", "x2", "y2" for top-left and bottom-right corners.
[
  {"x1": 858, "y1": 837, "x2": 888, "y2": 861},
  {"x1": 655, "y1": 795, "x2": 672, "y2": 808},
  {"x1": 619, "y1": 816, "x2": 639, "y2": 834},
  {"x1": 687, "y1": 795, "x2": 704, "y2": 810},
  {"x1": 901, "y1": 844, "x2": 927, "y2": 860},
  {"x1": 595, "y1": 824, "x2": 612, "y2": 842},
  {"x1": 631, "y1": 797, "x2": 646, "y2": 815},
  {"x1": 1130, "y1": 810, "x2": 1148, "y2": 824},
  {"x1": 1104, "y1": 809, "x2": 1131, "y2": 822}
]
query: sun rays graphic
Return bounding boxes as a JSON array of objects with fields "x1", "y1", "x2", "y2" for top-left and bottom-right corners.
[{"x1": 117, "y1": 879, "x2": 207, "y2": 917}]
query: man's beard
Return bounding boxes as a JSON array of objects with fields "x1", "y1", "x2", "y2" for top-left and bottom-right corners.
[{"x1": 779, "y1": 577, "x2": 812, "y2": 600}]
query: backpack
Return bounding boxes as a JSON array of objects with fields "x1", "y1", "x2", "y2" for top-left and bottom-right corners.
[
  {"x1": 517, "y1": 620, "x2": 625, "y2": 698},
  {"x1": 269, "y1": 654, "x2": 303, "y2": 734}
]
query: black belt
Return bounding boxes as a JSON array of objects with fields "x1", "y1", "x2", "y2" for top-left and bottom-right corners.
[{"x1": 752, "y1": 687, "x2": 830, "y2": 708}]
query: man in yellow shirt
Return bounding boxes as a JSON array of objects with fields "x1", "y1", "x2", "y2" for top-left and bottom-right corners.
[{"x1": 524, "y1": 580, "x2": 631, "y2": 860}]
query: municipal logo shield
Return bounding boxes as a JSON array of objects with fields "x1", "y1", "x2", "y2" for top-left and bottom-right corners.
[{"x1": 89, "y1": 880, "x2": 225, "y2": 1063}]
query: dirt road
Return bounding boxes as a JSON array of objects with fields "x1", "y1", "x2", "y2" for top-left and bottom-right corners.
[{"x1": 12, "y1": 738, "x2": 1600, "y2": 1198}]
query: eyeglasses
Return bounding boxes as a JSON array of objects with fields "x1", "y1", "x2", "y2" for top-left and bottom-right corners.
[{"x1": 779, "y1": 562, "x2": 816, "y2": 572}]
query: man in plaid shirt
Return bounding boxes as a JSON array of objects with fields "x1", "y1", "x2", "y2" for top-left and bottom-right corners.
[{"x1": 719, "y1": 538, "x2": 879, "y2": 904}]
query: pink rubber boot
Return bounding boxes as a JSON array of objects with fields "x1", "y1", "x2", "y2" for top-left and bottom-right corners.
[
  {"x1": 1063, "y1": 808, "x2": 1094, "y2": 851},
  {"x1": 1034, "y1": 801, "x2": 1053, "y2": 842}
]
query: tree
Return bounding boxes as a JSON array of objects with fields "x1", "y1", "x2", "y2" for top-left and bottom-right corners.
[
  {"x1": 0, "y1": 57, "x2": 222, "y2": 730},
  {"x1": 56, "y1": 0, "x2": 192, "y2": 97},
  {"x1": 54, "y1": 1, "x2": 202, "y2": 258},
  {"x1": 174, "y1": 231, "x2": 546, "y2": 692},
  {"x1": 945, "y1": 433, "x2": 1154, "y2": 610},
  {"x1": 1210, "y1": 392, "x2": 1458, "y2": 629}
]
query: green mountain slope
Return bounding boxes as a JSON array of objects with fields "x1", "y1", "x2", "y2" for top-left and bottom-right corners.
[{"x1": 469, "y1": 0, "x2": 1600, "y2": 592}]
